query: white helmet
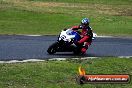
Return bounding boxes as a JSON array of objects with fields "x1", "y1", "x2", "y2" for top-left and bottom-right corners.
[{"x1": 81, "y1": 18, "x2": 90, "y2": 25}]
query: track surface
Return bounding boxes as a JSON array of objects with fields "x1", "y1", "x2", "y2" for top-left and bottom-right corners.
[{"x1": 0, "y1": 35, "x2": 132, "y2": 61}]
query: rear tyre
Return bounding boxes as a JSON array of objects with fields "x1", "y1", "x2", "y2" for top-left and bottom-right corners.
[
  {"x1": 47, "y1": 42, "x2": 58, "y2": 54},
  {"x1": 73, "y1": 48, "x2": 81, "y2": 55}
]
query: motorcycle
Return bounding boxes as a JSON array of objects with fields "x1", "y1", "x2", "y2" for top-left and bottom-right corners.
[{"x1": 47, "y1": 29, "x2": 97, "y2": 55}]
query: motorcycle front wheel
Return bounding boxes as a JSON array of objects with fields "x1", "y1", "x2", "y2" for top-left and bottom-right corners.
[{"x1": 47, "y1": 42, "x2": 58, "y2": 54}]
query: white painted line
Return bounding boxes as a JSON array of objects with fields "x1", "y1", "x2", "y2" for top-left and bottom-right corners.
[
  {"x1": 0, "y1": 59, "x2": 45, "y2": 64},
  {"x1": 23, "y1": 59, "x2": 45, "y2": 62},
  {"x1": 24, "y1": 35, "x2": 42, "y2": 36},
  {"x1": 20, "y1": 34, "x2": 113, "y2": 38},
  {"x1": 0, "y1": 57, "x2": 98, "y2": 63},
  {"x1": 49, "y1": 57, "x2": 98, "y2": 61},
  {"x1": 49, "y1": 58, "x2": 66, "y2": 61},
  {"x1": 118, "y1": 56, "x2": 132, "y2": 58},
  {"x1": 0, "y1": 61, "x2": 4, "y2": 63},
  {"x1": 0, "y1": 56, "x2": 132, "y2": 64},
  {"x1": 96, "y1": 36, "x2": 113, "y2": 38}
]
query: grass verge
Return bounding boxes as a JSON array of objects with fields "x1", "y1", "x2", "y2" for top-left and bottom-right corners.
[
  {"x1": 0, "y1": 0, "x2": 132, "y2": 36},
  {"x1": 0, "y1": 57, "x2": 132, "y2": 88}
]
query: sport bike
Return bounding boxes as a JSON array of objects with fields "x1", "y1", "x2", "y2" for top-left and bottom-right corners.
[{"x1": 47, "y1": 29, "x2": 97, "y2": 55}]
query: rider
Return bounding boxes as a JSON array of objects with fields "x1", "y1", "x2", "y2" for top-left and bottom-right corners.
[{"x1": 71, "y1": 18, "x2": 93, "y2": 54}]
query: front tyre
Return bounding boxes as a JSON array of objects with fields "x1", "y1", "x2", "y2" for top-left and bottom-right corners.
[{"x1": 47, "y1": 42, "x2": 58, "y2": 54}]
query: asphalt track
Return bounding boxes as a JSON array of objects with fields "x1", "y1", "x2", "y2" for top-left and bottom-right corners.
[{"x1": 0, "y1": 35, "x2": 132, "y2": 61}]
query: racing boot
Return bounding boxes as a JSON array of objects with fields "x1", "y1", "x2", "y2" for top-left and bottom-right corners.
[{"x1": 81, "y1": 46, "x2": 88, "y2": 54}]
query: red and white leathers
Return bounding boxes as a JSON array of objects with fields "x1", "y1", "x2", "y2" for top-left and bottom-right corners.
[{"x1": 71, "y1": 25, "x2": 93, "y2": 54}]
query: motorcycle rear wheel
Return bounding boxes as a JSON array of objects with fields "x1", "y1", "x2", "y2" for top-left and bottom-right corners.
[{"x1": 73, "y1": 48, "x2": 81, "y2": 55}]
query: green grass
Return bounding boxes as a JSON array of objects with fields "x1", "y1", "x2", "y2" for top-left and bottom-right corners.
[
  {"x1": 0, "y1": 9, "x2": 78, "y2": 35},
  {"x1": 0, "y1": 0, "x2": 132, "y2": 36},
  {"x1": 30, "y1": 0, "x2": 132, "y2": 5},
  {"x1": 0, "y1": 1, "x2": 132, "y2": 88},
  {"x1": 0, "y1": 57, "x2": 132, "y2": 88}
]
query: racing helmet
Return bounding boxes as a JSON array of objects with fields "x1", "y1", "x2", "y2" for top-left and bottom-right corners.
[{"x1": 81, "y1": 18, "x2": 90, "y2": 26}]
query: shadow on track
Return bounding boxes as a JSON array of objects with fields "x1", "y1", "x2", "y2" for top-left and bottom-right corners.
[{"x1": 47, "y1": 52, "x2": 98, "y2": 58}]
